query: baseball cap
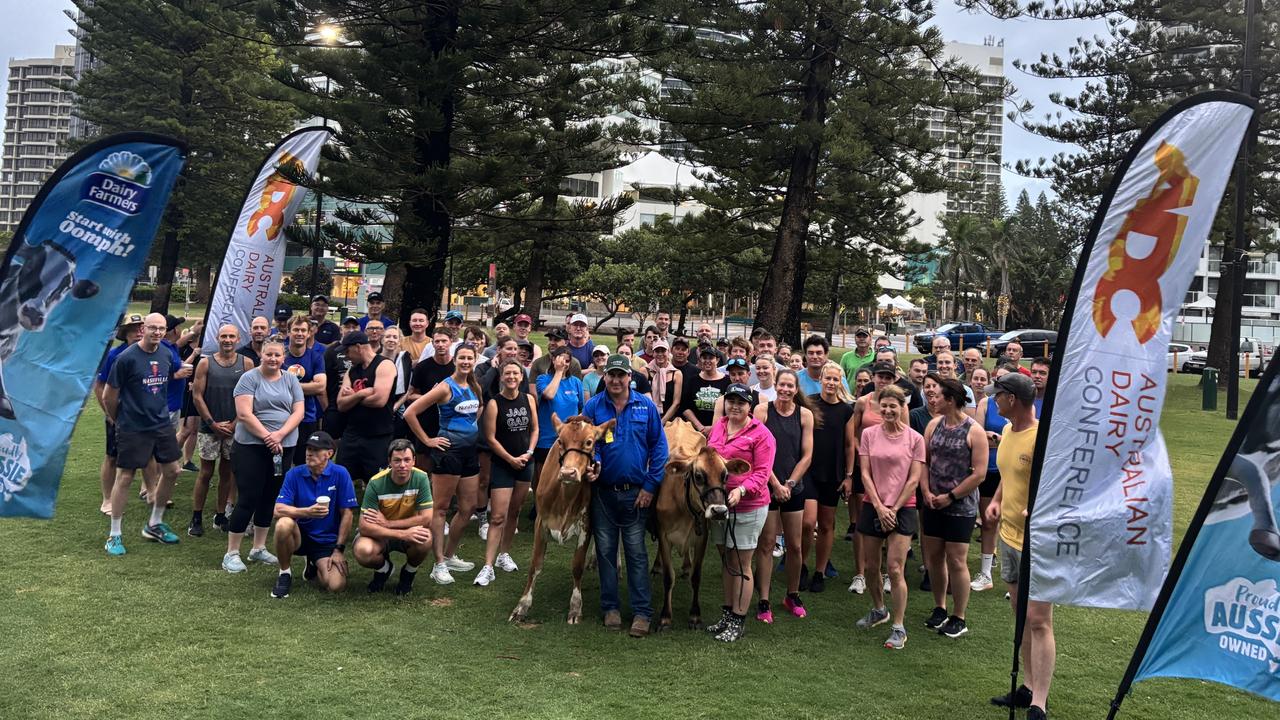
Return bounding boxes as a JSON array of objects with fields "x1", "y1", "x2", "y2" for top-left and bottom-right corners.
[
  {"x1": 515, "y1": 338, "x2": 534, "y2": 349},
  {"x1": 724, "y1": 383, "x2": 753, "y2": 403},
  {"x1": 604, "y1": 355, "x2": 632, "y2": 374},
  {"x1": 593, "y1": 344, "x2": 611, "y2": 356},
  {"x1": 545, "y1": 327, "x2": 568, "y2": 341},
  {"x1": 651, "y1": 339, "x2": 670, "y2": 352},
  {"x1": 274, "y1": 306, "x2": 292, "y2": 321},
  {"x1": 311, "y1": 294, "x2": 329, "y2": 304},
  {"x1": 870, "y1": 360, "x2": 898, "y2": 377},
  {"x1": 725, "y1": 357, "x2": 749, "y2": 371},
  {"x1": 569, "y1": 313, "x2": 588, "y2": 325},
  {"x1": 854, "y1": 327, "x2": 870, "y2": 337},
  {"x1": 444, "y1": 310, "x2": 463, "y2": 322},
  {"x1": 341, "y1": 315, "x2": 360, "y2": 327},
  {"x1": 305, "y1": 430, "x2": 335, "y2": 450},
  {"x1": 367, "y1": 291, "x2": 383, "y2": 302},
  {"x1": 165, "y1": 314, "x2": 186, "y2": 331},
  {"x1": 985, "y1": 372, "x2": 1035, "y2": 403},
  {"x1": 716, "y1": 337, "x2": 729, "y2": 347},
  {"x1": 670, "y1": 336, "x2": 690, "y2": 348},
  {"x1": 340, "y1": 331, "x2": 370, "y2": 347},
  {"x1": 514, "y1": 313, "x2": 533, "y2": 325},
  {"x1": 697, "y1": 344, "x2": 719, "y2": 357},
  {"x1": 119, "y1": 313, "x2": 144, "y2": 328}
]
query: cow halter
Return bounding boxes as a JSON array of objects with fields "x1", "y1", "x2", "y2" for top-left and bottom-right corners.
[
  {"x1": 684, "y1": 467, "x2": 727, "y2": 536},
  {"x1": 556, "y1": 444, "x2": 597, "y2": 483}
]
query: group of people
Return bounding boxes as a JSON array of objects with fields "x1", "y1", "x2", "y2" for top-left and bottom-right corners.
[{"x1": 94, "y1": 300, "x2": 1056, "y2": 720}]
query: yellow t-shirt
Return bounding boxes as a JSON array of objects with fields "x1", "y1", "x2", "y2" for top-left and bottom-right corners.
[
  {"x1": 401, "y1": 335, "x2": 431, "y2": 363},
  {"x1": 996, "y1": 421, "x2": 1039, "y2": 549}
]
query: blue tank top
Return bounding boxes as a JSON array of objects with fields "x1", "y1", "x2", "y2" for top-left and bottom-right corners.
[
  {"x1": 438, "y1": 377, "x2": 480, "y2": 443},
  {"x1": 983, "y1": 395, "x2": 1008, "y2": 473}
]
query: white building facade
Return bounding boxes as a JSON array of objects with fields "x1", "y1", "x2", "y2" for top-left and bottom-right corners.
[{"x1": 0, "y1": 45, "x2": 75, "y2": 233}]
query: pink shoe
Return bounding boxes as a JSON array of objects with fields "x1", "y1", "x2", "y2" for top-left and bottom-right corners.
[
  {"x1": 756, "y1": 601, "x2": 774, "y2": 624},
  {"x1": 784, "y1": 594, "x2": 807, "y2": 618}
]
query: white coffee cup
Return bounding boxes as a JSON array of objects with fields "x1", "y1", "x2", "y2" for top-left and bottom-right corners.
[{"x1": 315, "y1": 495, "x2": 331, "y2": 512}]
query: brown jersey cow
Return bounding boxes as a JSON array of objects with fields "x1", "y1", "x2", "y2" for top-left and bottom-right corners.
[
  {"x1": 510, "y1": 414, "x2": 614, "y2": 624},
  {"x1": 653, "y1": 419, "x2": 748, "y2": 630}
]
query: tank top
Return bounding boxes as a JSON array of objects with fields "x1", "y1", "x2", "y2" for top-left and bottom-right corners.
[
  {"x1": 492, "y1": 391, "x2": 533, "y2": 461},
  {"x1": 765, "y1": 402, "x2": 802, "y2": 482},
  {"x1": 201, "y1": 354, "x2": 246, "y2": 431},
  {"x1": 438, "y1": 376, "x2": 480, "y2": 444},
  {"x1": 812, "y1": 398, "x2": 854, "y2": 484},
  {"x1": 345, "y1": 353, "x2": 394, "y2": 437},
  {"x1": 983, "y1": 395, "x2": 1008, "y2": 472},
  {"x1": 860, "y1": 395, "x2": 883, "y2": 428},
  {"x1": 928, "y1": 414, "x2": 977, "y2": 517}
]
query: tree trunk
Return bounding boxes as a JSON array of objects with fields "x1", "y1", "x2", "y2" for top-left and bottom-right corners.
[
  {"x1": 753, "y1": 11, "x2": 837, "y2": 347},
  {"x1": 150, "y1": 215, "x2": 182, "y2": 314},
  {"x1": 676, "y1": 291, "x2": 695, "y2": 336},
  {"x1": 522, "y1": 184, "x2": 560, "y2": 327},
  {"x1": 592, "y1": 303, "x2": 619, "y2": 334},
  {"x1": 194, "y1": 262, "x2": 212, "y2": 304},
  {"x1": 1207, "y1": 247, "x2": 1237, "y2": 375},
  {"x1": 825, "y1": 269, "x2": 839, "y2": 343},
  {"x1": 381, "y1": 261, "x2": 407, "y2": 328}
]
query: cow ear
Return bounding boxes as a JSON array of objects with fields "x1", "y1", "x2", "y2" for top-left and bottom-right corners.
[
  {"x1": 595, "y1": 419, "x2": 616, "y2": 438},
  {"x1": 725, "y1": 459, "x2": 751, "y2": 476},
  {"x1": 551, "y1": 413, "x2": 563, "y2": 432},
  {"x1": 665, "y1": 460, "x2": 690, "y2": 476}
]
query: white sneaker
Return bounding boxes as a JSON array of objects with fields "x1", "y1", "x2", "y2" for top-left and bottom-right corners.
[
  {"x1": 970, "y1": 571, "x2": 994, "y2": 592},
  {"x1": 883, "y1": 574, "x2": 892, "y2": 594},
  {"x1": 495, "y1": 552, "x2": 519, "y2": 573},
  {"x1": 474, "y1": 565, "x2": 496, "y2": 587},
  {"x1": 478, "y1": 522, "x2": 489, "y2": 541},
  {"x1": 771, "y1": 538, "x2": 784, "y2": 558},
  {"x1": 222, "y1": 552, "x2": 246, "y2": 573},
  {"x1": 443, "y1": 523, "x2": 450, "y2": 537},
  {"x1": 247, "y1": 547, "x2": 278, "y2": 565},
  {"x1": 445, "y1": 554, "x2": 475, "y2": 572},
  {"x1": 430, "y1": 563, "x2": 455, "y2": 585},
  {"x1": 848, "y1": 574, "x2": 866, "y2": 594}
]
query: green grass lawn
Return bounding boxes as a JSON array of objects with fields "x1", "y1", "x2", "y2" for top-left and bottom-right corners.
[{"x1": 0, "y1": 353, "x2": 1274, "y2": 718}]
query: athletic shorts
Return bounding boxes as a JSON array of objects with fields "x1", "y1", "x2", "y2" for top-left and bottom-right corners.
[
  {"x1": 850, "y1": 468, "x2": 865, "y2": 496},
  {"x1": 856, "y1": 502, "x2": 918, "y2": 539},
  {"x1": 489, "y1": 458, "x2": 534, "y2": 489},
  {"x1": 431, "y1": 443, "x2": 480, "y2": 478},
  {"x1": 999, "y1": 538, "x2": 1022, "y2": 585},
  {"x1": 710, "y1": 505, "x2": 768, "y2": 550},
  {"x1": 115, "y1": 428, "x2": 182, "y2": 470},
  {"x1": 338, "y1": 433, "x2": 392, "y2": 483},
  {"x1": 811, "y1": 476, "x2": 842, "y2": 508},
  {"x1": 980, "y1": 469, "x2": 1001, "y2": 498},
  {"x1": 920, "y1": 508, "x2": 977, "y2": 544},
  {"x1": 771, "y1": 479, "x2": 810, "y2": 513},
  {"x1": 197, "y1": 431, "x2": 233, "y2": 462},
  {"x1": 169, "y1": 410, "x2": 182, "y2": 432},
  {"x1": 298, "y1": 533, "x2": 338, "y2": 564},
  {"x1": 104, "y1": 419, "x2": 118, "y2": 458}
]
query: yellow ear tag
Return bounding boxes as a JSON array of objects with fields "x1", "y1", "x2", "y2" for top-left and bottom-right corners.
[{"x1": 605, "y1": 429, "x2": 615, "y2": 444}]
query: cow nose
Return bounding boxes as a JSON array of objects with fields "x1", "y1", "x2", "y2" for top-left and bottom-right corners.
[
  {"x1": 705, "y1": 504, "x2": 728, "y2": 518},
  {"x1": 560, "y1": 467, "x2": 580, "y2": 483}
]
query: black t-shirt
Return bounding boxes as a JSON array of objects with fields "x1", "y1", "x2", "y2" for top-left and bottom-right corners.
[
  {"x1": 410, "y1": 356, "x2": 454, "y2": 438},
  {"x1": 314, "y1": 320, "x2": 341, "y2": 346},
  {"x1": 909, "y1": 406, "x2": 935, "y2": 437},
  {"x1": 629, "y1": 369, "x2": 651, "y2": 395},
  {"x1": 681, "y1": 373, "x2": 731, "y2": 427},
  {"x1": 237, "y1": 343, "x2": 261, "y2": 367},
  {"x1": 323, "y1": 343, "x2": 353, "y2": 407},
  {"x1": 810, "y1": 396, "x2": 854, "y2": 484}
]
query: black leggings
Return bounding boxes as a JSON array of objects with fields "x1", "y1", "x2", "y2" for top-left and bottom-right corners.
[{"x1": 230, "y1": 441, "x2": 295, "y2": 534}]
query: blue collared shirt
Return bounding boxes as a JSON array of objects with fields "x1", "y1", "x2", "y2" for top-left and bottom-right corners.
[
  {"x1": 582, "y1": 388, "x2": 669, "y2": 494},
  {"x1": 277, "y1": 461, "x2": 358, "y2": 545}
]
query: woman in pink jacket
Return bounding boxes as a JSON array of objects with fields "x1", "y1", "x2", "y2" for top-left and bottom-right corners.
[{"x1": 704, "y1": 383, "x2": 777, "y2": 643}]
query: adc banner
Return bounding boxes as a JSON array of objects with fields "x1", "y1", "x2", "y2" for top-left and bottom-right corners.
[
  {"x1": 201, "y1": 127, "x2": 330, "y2": 348},
  {"x1": 0, "y1": 133, "x2": 186, "y2": 518},
  {"x1": 1026, "y1": 91, "x2": 1255, "y2": 609},
  {"x1": 1123, "y1": 358, "x2": 1280, "y2": 703}
]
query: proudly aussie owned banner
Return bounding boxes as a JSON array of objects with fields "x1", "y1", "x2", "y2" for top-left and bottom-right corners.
[
  {"x1": 0, "y1": 133, "x2": 186, "y2": 518},
  {"x1": 201, "y1": 127, "x2": 330, "y2": 348},
  {"x1": 1025, "y1": 92, "x2": 1256, "y2": 610}
]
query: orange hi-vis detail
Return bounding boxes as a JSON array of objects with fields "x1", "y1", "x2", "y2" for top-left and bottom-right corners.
[
  {"x1": 1092, "y1": 141, "x2": 1200, "y2": 344},
  {"x1": 246, "y1": 151, "x2": 305, "y2": 241}
]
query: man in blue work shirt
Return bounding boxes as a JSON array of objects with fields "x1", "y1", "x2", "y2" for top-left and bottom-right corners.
[
  {"x1": 271, "y1": 431, "x2": 359, "y2": 599},
  {"x1": 582, "y1": 354, "x2": 669, "y2": 638}
]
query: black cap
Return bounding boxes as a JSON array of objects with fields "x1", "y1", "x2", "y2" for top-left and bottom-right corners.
[
  {"x1": 870, "y1": 360, "x2": 898, "y2": 377},
  {"x1": 725, "y1": 357, "x2": 749, "y2": 371},
  {"x1": 274, "y1": 306, "x2": 293, "y2": 321},
  {"x1": 367, "y1": 291, "x2": 383, "y2": 302},
  {"x1": 305, "y1": 430, "x2": 335, "y2": 450},
  {"x1": 311, "y1": 294, "x2": 328, "y2": 304},
  {"x1": 697, "y1": 344, "x2": 719, "y2": 357},
  {"x1": 724, "y1": 383, "x2": 753, "y2": 403},
  {"x1": 340, "y1": 331, "x2": 370, "y2": 347},
  {"x1": 341, "y1": 316, "x2": 360, "y2": 327},
  {"x1": 670, "y1": 336, "x2": 690, "y2": 348},
  {"x1": 165, "y1": 314, "x2": 185, "y2": 331},
  {"x1": 515, "y1": 338, "x2": 534, "y2": 349},
  {"x1": 546, "y1": 327, "x2": 568, "y2": 341},
  {"x1": 716, "y1": 338, "x2": 729, "y2": 347}
]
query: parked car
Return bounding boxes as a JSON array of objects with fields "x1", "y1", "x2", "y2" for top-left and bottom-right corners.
[
  {"x1": 1180, "y1": 338, "x2": 1273, "y2": 377},
  {"x1": 914, "y1": 322, "x2": 1004, "y2": 354},
  {"x1": 1166, "y1": 343, "x2": 1192, "y2": 372},
  {"x1": 984, "y1": 329, "x2": 1059, "y2": 359}
]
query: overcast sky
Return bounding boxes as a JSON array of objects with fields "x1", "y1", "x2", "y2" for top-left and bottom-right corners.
[{"x1": 1, "y1": 1, "x2": 1108, "y2": 206}]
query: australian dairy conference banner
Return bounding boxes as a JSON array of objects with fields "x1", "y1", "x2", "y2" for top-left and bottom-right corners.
[
  {"x1": 202, "y1": 127, "x2": 330, "y2": 348},
  {"x1": 0, "y1": 133, "x2": 187, "y2": 518},
  {"x1": 1025, "y1": 92, "x2": 1256, "y2": 610}
]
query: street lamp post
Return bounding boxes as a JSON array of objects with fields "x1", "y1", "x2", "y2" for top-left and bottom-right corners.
[{"x1": 310, "y1": 24, "x2": 339, "y2": 301}]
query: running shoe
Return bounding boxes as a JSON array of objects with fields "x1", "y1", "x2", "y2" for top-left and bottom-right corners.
[
  {"x1": 430, "y1": 563, "x2": 455, "y2": 585},
  {"x1": 303, "y1": 558, "x2": 318, "y2": 581},
  {"x1": 222, "y1": 552, "x2": 246, "y2": 573},
  {"x1": 187, "y1": 520, "x2": 204, "y2": 538},
  {"x1": 771, "y1": 536, "x2": 784, "y2": 558},
  {"x1": 991, "y1": 685, "x2": 1033, "y2": 708},
  {"x1": 706, "y1": 607, "x2": 732, "y2": 634},
  {"x1": 1028, "y1": 706, "x2": 1047, "y2": 720},
  {"x1": 824, "y1": 560, "x2": 838, "y2": 578},
  {"x1": 884, "y1": 626, "x2": 907, "y2": 650},
  {"x1": 213, "y1": 514, "x2": 228, "y2": 532},
  {"x1": 844, "y1": 523, "x2": 856, "y2": 541},
  {"x1": 809, "y1": 571, "x2": 826, "y2": 593},
  {"x1": 478, "y1": 522, "x2": 490, "y2": 541},
  {"x1": 182, "y1": 461, "x2": 199, "y2": 473},
  {"x1": 104, "y1": 535, "x2": 126, "y2": 557},
  {"x1": 444, "y1": 555, "x2": 474, "y2": 572},
  {"x1": 394, "y1": 568, "x2": 417, "y2": 596},
  {"x1": 940, "y1": 616, "x2": 968, "y2": 638},
  {"x1": 882, "y1": 574, "x2": 892, "y2": 594},
  {"x1": 970, "y1": 571, "x2": 994, "y2": 592},
  {"x1": 142, "y1": 522, "x2": 180, "y2": 544},
  {"x1": 713, "y1": 614, "x2": 746, "y2": 643},
  {"x1": 368, "y1": 562, "x2": 395, "y2": 593},
  {"x1": 783, "y1": 593, "x2": 807, "y2": 618},
  {"x1": 495, "y1": 552, "x2": 519, "y2": 573},
  {"x1": 856, "y1": 607, "x2": 890, "y2": 628},
  {"x1": 755, "y1": 600, "x2": 774, "y2": 624},
  {"x1": 271, "y1": 572, "x2": 292, "y2": 599},
  {"x1": 474, "y1": 565, "x2": 496, "y2": 587},
  {"x1": 925, "y1": 606, "x2": 948, "y2": 630},
  {"x1": 847, "y1": 574, "x2": 866, "y2": 594},
  {"x1": 247, "y1": 547, "x2": 278, "y2": 565}
]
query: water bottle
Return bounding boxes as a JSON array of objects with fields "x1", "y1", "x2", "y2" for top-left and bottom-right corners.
[{"x1": 272, "y1": 452, "x2": 283, "y2": 477}]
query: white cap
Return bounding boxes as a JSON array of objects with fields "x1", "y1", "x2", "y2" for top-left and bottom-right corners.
[
  {"x1": 569, "y1": 313, "x2": 589, "y2": 325},
  {"x1": 593, "y1": 344, "x2": 611, "y2": 356}
]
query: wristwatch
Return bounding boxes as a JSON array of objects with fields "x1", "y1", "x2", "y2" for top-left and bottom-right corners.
[
  {"x1": 336, "y1": 543, "x2": 346, "y2": 552},
  {"x1": 945, "y1": 491, "x2": 956, "y2": 502}
]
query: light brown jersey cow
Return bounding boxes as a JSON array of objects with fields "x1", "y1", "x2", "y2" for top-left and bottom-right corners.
[
  {"x1": 510, "y1": 414, "x2": 614, "y2": 625},
  {"x1": 653, "y1": 419, "x2": 747, "y2": 630}
]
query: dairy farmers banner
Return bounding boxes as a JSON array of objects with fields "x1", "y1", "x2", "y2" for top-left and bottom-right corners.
[
  {"x1": 0, "y1": 133, "x2": 186, "y2": 518},
  {"x1": 1026, "y1": 92, "x2": 1256, "y2": 609},
  {"x1": 202, "y1": 127, "x2": 330, "y2": 348}
]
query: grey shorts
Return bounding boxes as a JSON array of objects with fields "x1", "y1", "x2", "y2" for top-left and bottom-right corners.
[
  {"x1": 710, "y1": 505, "x2": 768, "y2": 550},
  {"x1": 999, "y1": 538, "x2": 1022, "y2": 585}
]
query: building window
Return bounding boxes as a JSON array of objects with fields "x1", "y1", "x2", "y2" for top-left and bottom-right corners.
[
  {"x1": 639, "y1": 213, "x2": 657, "y2": 226},
  {"x1": 559, "y1": 177, "x2": 599, "y2": 198}
]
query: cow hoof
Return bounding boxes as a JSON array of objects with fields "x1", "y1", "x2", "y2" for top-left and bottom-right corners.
[
  {"x1": 509, "y1": 609, "x2": 527, "y2": 623},
  {"x1": 688, "y1": 618, "x2": 703, "y2": 631},
  {"x1": 657, "y1": 620, "x2": 673, "y2": 633},
  {"x1": 567, "y1": 613, "x2": 581, "y2": 625}
]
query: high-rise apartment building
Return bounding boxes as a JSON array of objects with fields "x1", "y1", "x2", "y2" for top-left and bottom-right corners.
[{"x1": 0, "y1": 45, "x2": 75, "y2": 232}]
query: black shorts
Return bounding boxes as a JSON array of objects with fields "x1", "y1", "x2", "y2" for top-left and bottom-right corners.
[
  {"x1": 115, "y1": 428, "x2": 182, "y2": 470},
  {"x1": 774, "y1": 479, "x2": 811, "y2": 513},
  {"x1": 298, "y1": 533, "x2": 337, "y2": 563},
  {"x1": 489, "y1": 458, "x2": 534, "y2": 489},
  {"x1": 857, "y1": 502, "x2": 918, "y2": 539},
  {"x1": 431, "y1": 444, "x2": 480, "y2": 477},
  {"x1": 920, "y1": 508, "x2": 977, "y2": 544},
  {"x1": 338, "y1": 433, "x2": 391, "y2": 482},
  {"x1": 811, "y1": 475, "x2": 842, "y2": 508},
  {"x1": 323, "y1": 407, "x2": 346, "y2": 440},
  {"x1": 104, "y1": 419, "x2": 118, "y2": 458},
  {"x1": 979, "y1": 469, "x2": 1001, "y2": 498}
]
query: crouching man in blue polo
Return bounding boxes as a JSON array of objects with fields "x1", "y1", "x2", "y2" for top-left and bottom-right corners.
[{"x1": 270, "y1": 431, "x2": 358, "y2": 599}]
